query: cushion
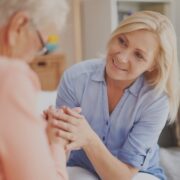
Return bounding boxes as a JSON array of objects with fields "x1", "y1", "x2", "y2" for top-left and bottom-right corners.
[{"x1": 160, "y1": 147, "x2": 180, "y2": 180}]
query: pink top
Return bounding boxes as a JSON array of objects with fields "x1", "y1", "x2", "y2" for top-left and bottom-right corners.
[{"x1": 0, "y1": 58, "x2": 68, "y2": 180}]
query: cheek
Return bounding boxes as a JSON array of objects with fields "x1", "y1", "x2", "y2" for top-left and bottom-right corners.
[
  {"x1": 19, "y1": 32, "x2": 35, "y2": 53},
  {"x1": 107, "y1": 41, "x2": 121, "y2": 55},
  {"x1": 132, "y1": 64, "x2": 150, "y2": 76},
  {"x1": 27, "y1": 35, "x2": 40, "y2": 55},
  {"x1": 106, "y1": 56, "x2": 114, "y2": 69},
  {"x1": 105, "y1": 58, "x2": 114, "y2": 75}
]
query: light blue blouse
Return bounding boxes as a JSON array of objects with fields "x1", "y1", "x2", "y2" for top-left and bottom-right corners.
[{"x1": 56, "y1": 59, "x2": 169, "y2": 180}]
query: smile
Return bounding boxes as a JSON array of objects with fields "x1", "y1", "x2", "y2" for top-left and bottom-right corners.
[{"x1": 112, "y1": 58, "x2": 127, "y2": 72}]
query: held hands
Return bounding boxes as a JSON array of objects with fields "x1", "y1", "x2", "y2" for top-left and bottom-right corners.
[
  {"x1": 44, "y1": 106, "x2": 96, "y2": 151},
  {"x1": 44, "y1": 106, "x2": 69, "y2": 147}
]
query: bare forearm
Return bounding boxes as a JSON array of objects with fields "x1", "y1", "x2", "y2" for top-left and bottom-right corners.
[
  {"x1": 50, "y1": 144, "x2": 68, "y2": 180},
  {"x1": 83, "y1": 134, "x2": 138, "y2": 180}
]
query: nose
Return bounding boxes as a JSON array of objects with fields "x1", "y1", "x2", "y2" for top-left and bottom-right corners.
[{"x1": 117, "y1": 51, "x2": 130, "y2": 63}]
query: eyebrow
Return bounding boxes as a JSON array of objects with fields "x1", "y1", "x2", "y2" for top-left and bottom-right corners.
[
  {"x1": 136, "y1": 48, "x2": 147, "y2": 55},
  {"x1": 121, "y1": 34, "x2": 128, "y2": 43}
]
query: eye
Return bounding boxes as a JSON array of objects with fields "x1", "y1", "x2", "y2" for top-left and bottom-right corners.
[
  {"x1": 135, "y1": 51, "x2": 144, "y2": 61},
  {"x1": 118, "y1": 36, "x2": 127, "y2": 47}
]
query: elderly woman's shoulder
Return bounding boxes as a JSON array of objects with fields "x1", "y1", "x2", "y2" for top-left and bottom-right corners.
[
  {"x1": 0, "y1": 57, "x2": 29, "y2": 73},
  {"x1": 0, "y1": 57, "x2": 38, "y2": 85}
]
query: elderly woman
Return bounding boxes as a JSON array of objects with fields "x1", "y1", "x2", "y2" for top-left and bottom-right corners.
[
  {"x1": 0, "y1": 0, "x2": 69, "y2": 179},
  {"x1": 48, "y1": 11, "x2": 180, "y2": 180}
]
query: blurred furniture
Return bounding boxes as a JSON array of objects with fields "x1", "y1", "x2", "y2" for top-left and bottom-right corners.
[
  {"x1": 30, "y1": 53, "x2": 66, "y2": 91},
  {"x1": 160, "y1": 147, "x2": 180, "y2": 180}
]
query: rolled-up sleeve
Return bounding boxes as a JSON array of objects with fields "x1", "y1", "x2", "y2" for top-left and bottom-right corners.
[{"x1": 118, "y1": 94, "x2": 169, "y2": 169}]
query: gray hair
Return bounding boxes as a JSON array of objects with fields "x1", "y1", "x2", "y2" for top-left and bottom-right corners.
[{"x1": 0, "y1": 0, "x2": 68, "y2": 32}]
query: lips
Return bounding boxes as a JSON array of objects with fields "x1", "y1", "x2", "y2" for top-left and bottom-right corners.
[{"x1": 112, "y1": 58, "x2": 127, "y2": 72}]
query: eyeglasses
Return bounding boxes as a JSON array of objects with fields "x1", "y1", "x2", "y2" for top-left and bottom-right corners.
[{"x1": 36, "y1": 30, "x2": 59, "y2": 56}]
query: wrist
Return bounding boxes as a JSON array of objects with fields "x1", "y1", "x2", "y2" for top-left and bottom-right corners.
[{"x1": 83, "y1": 132, "x2": 99, "y2": 151}]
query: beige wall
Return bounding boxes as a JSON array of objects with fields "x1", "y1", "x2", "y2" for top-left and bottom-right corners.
[{"x1": 60, "y1": 0, "x2": 82, "y2": 66}]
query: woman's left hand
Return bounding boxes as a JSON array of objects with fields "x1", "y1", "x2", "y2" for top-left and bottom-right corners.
[{"x1": 51, "y1": 107, "x2": 97, "y2": 151}]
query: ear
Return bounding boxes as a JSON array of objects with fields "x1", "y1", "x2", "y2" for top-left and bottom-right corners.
[{"x1": 6, "y1": 11, "x2": 30, "y2": 46}]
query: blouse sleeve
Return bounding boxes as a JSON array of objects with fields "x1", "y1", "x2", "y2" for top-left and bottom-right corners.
[
  {"x1": 0, "y1": 64, "x2": 68, "y2": 180},
  {"x1": 117, "y1": 94, "x2": 169, "y2": 170}
]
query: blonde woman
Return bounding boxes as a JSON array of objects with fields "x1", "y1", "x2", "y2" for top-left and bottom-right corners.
[
  {"x1": 0, "y1": 0, "x2": 69, "y2": 179},
  {"x1": 49, "y1": 11, "x2": 180, "y2": 180}
]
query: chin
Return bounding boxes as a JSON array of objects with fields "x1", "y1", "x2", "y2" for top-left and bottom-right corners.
[
  {"x1": 106, "y1": 68, "x2": 123, "y2": 81},
  {"x1": 106, "y1": 65, "x2": 127, "y2": 80}
]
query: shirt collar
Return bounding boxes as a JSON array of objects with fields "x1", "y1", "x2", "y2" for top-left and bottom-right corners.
[
  {"x1": 127, "y1": 75, "x2": 144, "y2": 97},
  {"x1": 91, "y1": 60, "x2": 106, "y2": 82},
  {"x1": 91, "y1": 59, "x2": 144, "y2": 96}
]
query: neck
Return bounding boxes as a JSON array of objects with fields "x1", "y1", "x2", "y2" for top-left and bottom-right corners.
[{"x1": 106, "y1": 75, "x2": 134, "y2": 91}]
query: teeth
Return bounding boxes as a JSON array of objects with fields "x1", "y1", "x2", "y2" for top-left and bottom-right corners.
[
  {"x1": 113, "y1": 58, "x2": 121, "y2": 69},
  {"x1": 112, "y1": 58, "x2": 127, "y2": 71}
]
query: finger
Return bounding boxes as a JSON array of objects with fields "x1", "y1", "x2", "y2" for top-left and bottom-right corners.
[
  {"x1": 52, "y1": 108, "x2": 63, "y2": 119},
  {"x1": 46, "y1": 106, "x2": 56, "y2": 118},
  {"x1": 49, "y1": 105, "x2": 54, "y2": 109},
  {"x1": 43, "y1": 109, "x2": 48, "y2": 114},
  {"x1": 48, "y1": 107, "x2": 63, "y2": 119},
  {"x1": 66, "y1": 142, "x2": 81, "y2": 151},
  {"x1": 52, "y1": 119, "x2": 75, "y2": 132},
  {"x1": 48, "y1": 105, "x2": 54, "y2": 111},
  {"x1": 61, "y1": 106, "x2": 82, "y2": 115},
  {"x1": 72, "y1": 107, "x2": 82, "y2": 113},
  {"x1": 66, "y1": 107, "x2": 83, "y2": 119},
  {"x1": 43, "y1": 109, "x2": 53, "y2": 120},
  {"x1": 59, "y1": 105, "x2": 66, "y2": 109},
  {"x1": 47, "y1": 119, "x2": 54, "y2": 129},
  {"x1": 57, "y1": 130, "x2": 75, "y2": 141},
  {"x1": 51, "y1": 107, "x2": 59, "y2": 115},
  {"x1": 58, "y1": 106, "x2": 67, "y2": 114},
  {"x1": 54, "y1": 113, "x2": 79, "y2": 125},
  {"x1": 42, "y1": 111, "x2": 48, "y2": 120},
  {"x1": 56, "y1": 108, "x2": 64, "y2": 114}
]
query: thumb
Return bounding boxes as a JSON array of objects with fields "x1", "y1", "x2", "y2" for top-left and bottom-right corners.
[{"x1": 72, "y1": 107, "x2": 82, "y2": 113}]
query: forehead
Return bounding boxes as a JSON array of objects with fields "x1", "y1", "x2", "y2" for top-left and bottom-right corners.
[{"x1": 123, "y1": 30, "x2": 159, "y2": 54}]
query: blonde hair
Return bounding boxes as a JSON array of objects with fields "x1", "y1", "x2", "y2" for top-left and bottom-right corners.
[
  {"x1": 108, "y1": 11, "x2": 180, "y2": 123},
  {"x1": 0, "y1": 0, "x2": 68, "y2": 32}
]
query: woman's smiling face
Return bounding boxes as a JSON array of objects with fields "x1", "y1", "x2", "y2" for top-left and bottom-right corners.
[{"x1": 106, "y1": 29, "x2": 159, "y2": 82}]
